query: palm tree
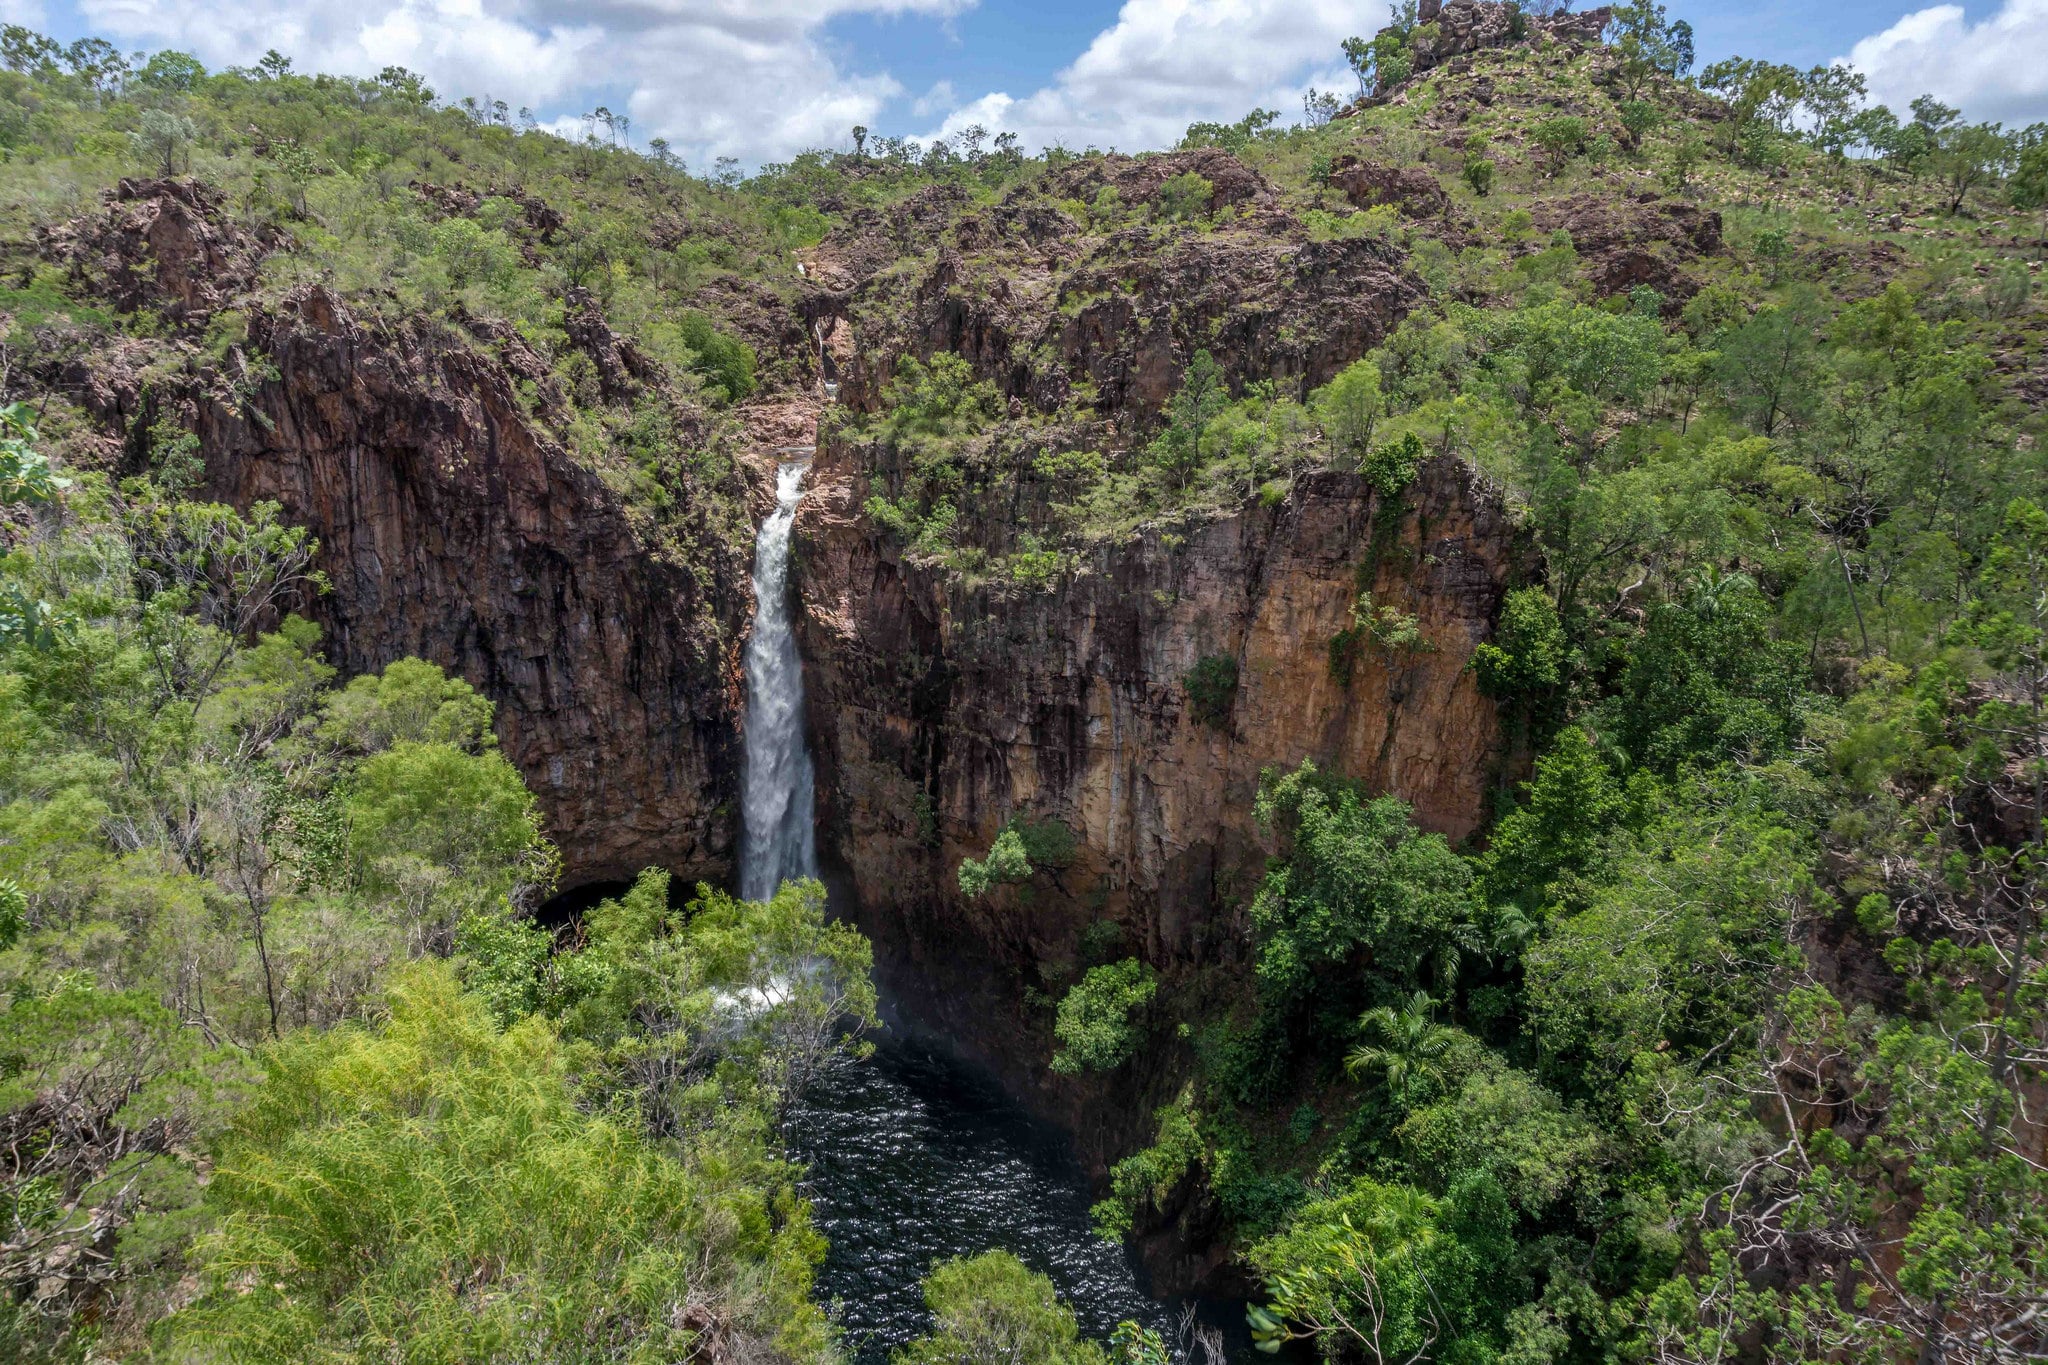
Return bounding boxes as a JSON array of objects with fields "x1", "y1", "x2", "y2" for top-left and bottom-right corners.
[{"x1": 1345, "y1": 990, "x2": 1458, "y2": 1106}]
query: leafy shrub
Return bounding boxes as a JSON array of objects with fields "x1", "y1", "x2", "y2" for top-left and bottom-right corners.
[
  {"x1": 1155, "y1": 171, "x2": 1214, "y2": 222},
  {"x1": 1094, "y1": 1088, "x2": 1205, "y2": 1237},
  {"x1": 897, "y1": 1251, "x2": 1107, "y2": 1365},
  {"x1": 1532, "y1": 116, "x2": 1590, "y2": 174},
  {"x1": 1183, "y1": 654, "x2": 1240, "y2": 729},
  {"x1": 1250, "y1": 762, "x2": 1477, "y2": 1009},
  {"x1": 678, "y1": 309, "x2": 756, "y2": 402},
  {"x1": 163, "y1": 962, "x2": 835, "y2": 1363},
  {"x1": 960, "y1": 827, "x2": 1033, "y2": 897},
  {"x1": 1469, "y1": 586, "x2": 1565, "y2": 707},
  {"x1": 1051, "y1": 958, "x2": 1159, "y2": 1074},
  {"x1": 1361, "y1": 430, "x2": 1423, "y2": 497},
  {"x1": 1312, "y1": 359, "x2": 1383, "y2": 463}
]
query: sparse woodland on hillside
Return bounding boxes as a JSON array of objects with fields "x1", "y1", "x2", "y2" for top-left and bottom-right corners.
[{"x1": 1, "y1": 1, "x2": 2046, "y2": 1361}]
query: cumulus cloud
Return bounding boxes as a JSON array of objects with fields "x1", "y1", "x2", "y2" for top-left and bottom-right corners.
[
  {"x1": 68, "y1": 0, "x2": 974, "y2": 166},
  {"x1": 1841, "y1": 0, "x2": 2048, "y2": 126},
  {"x1": 917, "y1": 0, "x2": 1377, "y2": 153}
]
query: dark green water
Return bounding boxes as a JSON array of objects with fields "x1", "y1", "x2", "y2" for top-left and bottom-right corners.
[{"x1": 787, "y1": 1029, "x2": 1210, "y2": 1363}]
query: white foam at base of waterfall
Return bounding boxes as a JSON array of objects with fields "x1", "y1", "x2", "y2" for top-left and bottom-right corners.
[{"x1": 738, "y1": 460, "x2": 818, "y2": 902}]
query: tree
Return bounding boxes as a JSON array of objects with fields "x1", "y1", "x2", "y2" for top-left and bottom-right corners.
[
  {"x1": 135, "y1": 49, "x2": 206, "y2": 92},
  {"x1": 1531, "y1": 116, "x2": 1588, "y2": 175},
  {"x1": 959, "y1": 826, "x2": 1032, "y2": 897},
  {"x1": 0, "y1": 24, "x2": 60, "y2": 73},
  {"x1": 1664, "y1": 125, "x2": 1706, "y2": 191},
  {"x1": 1604, "y1": 579, "x2": 1807, "y2": 772},
  {"x1": 1342, "y1": 35, "x2": 1376, "y2": 95},
  {"x1": 1607, "y1": 2, "x2": 1676, "y2": 102},
  {"x1": 1619, "y1": 99, "x2": 1661, "y2": 150},
  {"x1": 1150, "y1": 349, "x2": 1230, "y2": 487},
  {"x1": 62, "y1": 37, "x2": 128, "y2": 93},
  {"x1": 1345, "y1": 990, "x2": 1460, "y2": 1106},
  {"x1": 1248, "y1": 1176, "x2": 1510, "y2": 1363},
  {"x1": 1250, "y1": 763, "x2": 1478, "y2": 1008},
  {"x1": 851, "y1": 123, "x2": 868, "y2": 155},
  {"x1": 1930, "y1": 120, "x2": 2011, "y2": 213},
  {"x1": 1051, "y1": 958, "x2": 1158, "y2": 1074},
  {"x1": 896, "y1": 1252, "x2": 1108, "y2": 1365},
  {"x1": 374, "y1": 64, "x2": 435, "y2": 109},
  {"x1": 1309, "y1": 152, "x2": 1334, "y2": 204},
  {"x1": 1313, "y1": 358, "x2": 1384, "y2": 463},
  {"x1": 1804, "y1": 67, "x2": 1868, "y2": 165},
  {"x1": 1715, "y1": 296, "x2": 1821, "y2": 436},
  {"x1": 1463, "y1": 153, "x2": 1495, "y2": 195},
  {"x1": 1303, "y1": 89, "x2": 1340, "y2": 128},
  {"x1": 161, "y1": 961, "x2": 837, "y2": 1363},
  {"x1": 2014, "y1": 139, "x2": 2048, "y2": 242},
  {"x1": 1526, "y1": 775, "x2": 1814, "y2": 1098},
  {"x1": 1667, "y1": 19, "x2": 1694, "y2": 76},
  {"x1": 1479, "y1": 726, "x2": 1623, "y2": 921}
]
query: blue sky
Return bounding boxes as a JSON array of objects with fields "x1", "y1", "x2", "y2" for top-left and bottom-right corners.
[
  {"x1": 819, "y1": 0, "x2": 1929, "y2": 104},
  {"x1": 7, "y1": 0, "x2": 2044, "y2": 166}
]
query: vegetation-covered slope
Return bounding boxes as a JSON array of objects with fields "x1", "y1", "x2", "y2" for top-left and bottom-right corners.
[{"x1": 2, "y1": 3, "x2": 2047, "y2": 1363}]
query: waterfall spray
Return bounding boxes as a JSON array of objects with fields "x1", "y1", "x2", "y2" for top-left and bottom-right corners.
[{"x1": 739, "y1": 460, "x2": 818, "y2": 902}]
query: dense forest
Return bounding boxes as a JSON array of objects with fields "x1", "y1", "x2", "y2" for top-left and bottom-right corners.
[{"x1": 2, "y1": 1, "x2": 2046, "y2": 1362}]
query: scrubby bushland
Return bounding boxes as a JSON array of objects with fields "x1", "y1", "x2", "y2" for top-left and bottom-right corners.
[{"x1": 0, "y1": 420, "x2": 872, "y2": 1356}]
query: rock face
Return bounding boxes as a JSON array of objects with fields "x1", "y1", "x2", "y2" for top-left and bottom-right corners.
[
  {"x1": 41, "y1": 183, "x2": 754, "y2": 888},
  {"x1": 794, "y1": 442, "x2": 1517, "y2": 1148},
  {"x1": 37, "y1": 179, "x2": 281, "y2": 325},
  {"x1": 1408, "y1": 1, "x2": 1614, "y2": 81},
  {"x1": 815, "y1": 157, "x2": 1429, "y2": 426},
  {"x1": 1535, "y1": 191, "x2": 1725, "y2": 301},
  {"x1": 1331, "y1": 156, "x2": 1452, "y2": 219},
  {"x1": 197, "y1": 289, "x2": 752, "y2": 886}
]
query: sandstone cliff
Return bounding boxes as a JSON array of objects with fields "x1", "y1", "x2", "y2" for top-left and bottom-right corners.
[
  {"x1": 39, "y1": 181, "x2": 756, "y2": 887},
  {"x1": 795, "y1": 436, "x2": 1517, "y2": 1129}
]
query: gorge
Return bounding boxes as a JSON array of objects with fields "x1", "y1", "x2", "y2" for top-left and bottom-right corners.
[{"x1": 4, "y1": 10, "x2": 2045, "y2": 1361}]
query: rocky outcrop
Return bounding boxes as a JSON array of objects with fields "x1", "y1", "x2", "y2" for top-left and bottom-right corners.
[
  {"x1": 1330, "y1": 156, "x2": 1451, "y2": 219},
  {"x1": 36, "y1": 179, "x2": 282, "y2": 326},
  {"x1": 1040, "y1": 149, "x2": 1279, "y2": 217},
  {"x1": 795, "y1": 444, "x2": 1517, "y2": 1162},
  {"x1": 1535, "y1": 191, "x2": 1724, "y2": 300},
  {"x1": 198, "y1": 288, "x2": 752, "y2": 885},
  {"x1": 815, "y1": 162, "x2": 1428, "y2": 426},
  {"x1": 1409, "y1": 1, "x2": 1614, "y2": 80}
]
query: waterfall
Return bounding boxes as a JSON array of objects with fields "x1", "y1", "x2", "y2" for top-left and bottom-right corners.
[{"x1": 739, "y1": 460, "x2": 819, "y2": 902}]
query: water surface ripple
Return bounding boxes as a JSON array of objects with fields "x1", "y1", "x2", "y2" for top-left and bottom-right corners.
[{"x1": 787, "y1": 1030, "x2": 1175, "y2": 1362}]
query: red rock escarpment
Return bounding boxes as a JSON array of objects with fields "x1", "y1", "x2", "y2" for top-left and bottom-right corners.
[
  {"x1": 40, "y1": 181, "x2": 755, "y2": 887},
  {"x1": 794, "y1": 441, "x2": 1517, "y2": 1110},
  {"x1": 193, "y1": 288, "x2": 753, "y2": 886}
]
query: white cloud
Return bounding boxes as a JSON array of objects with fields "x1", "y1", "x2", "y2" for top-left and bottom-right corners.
[
  {"x1": 915, "y1": 0, "x2": 1381, "y2": 153},
  {"x1": 910, "y1": 78, "x2": 956, "y2": 117},
  {"x1": 1841, "y1": 0, "x2": 2048, "y2": 127},
  {"x1": 0, "y1": 0, "x2": 47, "y2": 24},
  {"x1": 71, "y1": 0, "x2": 976, "y2": 166}
]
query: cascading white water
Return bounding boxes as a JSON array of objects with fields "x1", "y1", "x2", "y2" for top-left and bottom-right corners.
[{"x1": 739, "y1": 460, "x2": 819, "y2": 902}]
